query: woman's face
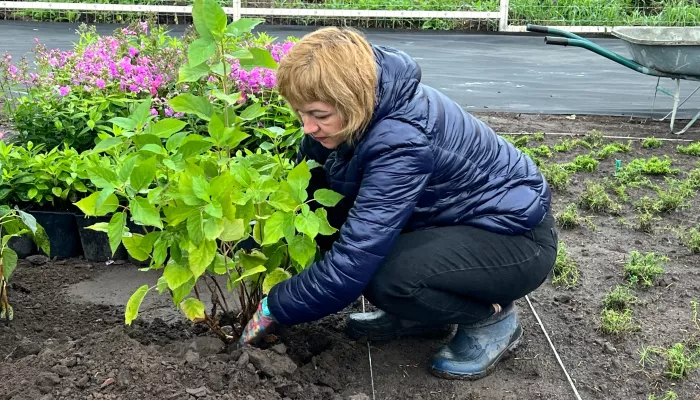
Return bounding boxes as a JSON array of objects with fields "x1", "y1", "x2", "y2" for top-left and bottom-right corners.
[{"x1": 297, "y1": 102, "x2": 345, "y2": 149}]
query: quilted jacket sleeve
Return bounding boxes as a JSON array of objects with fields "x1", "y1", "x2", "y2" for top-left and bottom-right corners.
[{"x1": 266, "y1": 123, "x2": 434, "y2": 326}]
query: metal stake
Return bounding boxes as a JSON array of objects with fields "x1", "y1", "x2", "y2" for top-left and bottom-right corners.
[{"x1": 361, "y1": 295, "x2": 377, "y2": 400}]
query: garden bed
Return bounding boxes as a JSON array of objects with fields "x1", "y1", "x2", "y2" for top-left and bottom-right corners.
[{"x1": 2, "y1": 121, "x2": 700, "y2": 400}]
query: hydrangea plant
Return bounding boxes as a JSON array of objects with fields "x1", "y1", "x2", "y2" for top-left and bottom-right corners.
[{"x1": 74, "y1": 0, "x2": 341, "y2": 343}]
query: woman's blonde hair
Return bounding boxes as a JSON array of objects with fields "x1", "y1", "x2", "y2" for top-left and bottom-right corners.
[{"x1": 276, "y1": 26, "x2": 377, "y2": 143}]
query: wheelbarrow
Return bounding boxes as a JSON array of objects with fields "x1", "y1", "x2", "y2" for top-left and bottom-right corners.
[{"x1": 526, "y1": 24, "x2": 700, "y2": 135}]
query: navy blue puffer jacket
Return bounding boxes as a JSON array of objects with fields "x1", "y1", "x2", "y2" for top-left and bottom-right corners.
[{"x1": 267, "y1": 45, "x2": 551, "y2": 326}]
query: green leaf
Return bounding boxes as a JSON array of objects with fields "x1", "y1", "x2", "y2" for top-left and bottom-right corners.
[
  {"x1": 172, "y1": 278, "x2": 196, "y2": 305},
  {"x1": 133, "y1": 134, "x2": 161, "y2": 150},
  {"x1": 109, "y1": 117, "x2": 137, "y2": 131},
  {"x1": 129, "y1": 197, "x2": 162, "y2": 228},
  {"x1": 314, "y1": 189, "x2": 344, "y2": 207},
  {"x1": 87, "y1": 166, "x2": 119, "y2": 189},
  {"x1": 118, "y1": 155, "x2": 138, "y2": 182},
  {"x1": 179, "y1": 62, "x2": 210, "y2": 83},
  {"x1": 203, "y1": 217, "x2": 224, "y2": 241},
  {"x1": 198, "y1": 0, "x2": 227, "y2": 36},
  {"x1": 268, "y1": 188, "x2": 298, "y2": 212},
  {"x1": 51, "y1": 187, "x2": 63, "y2": 197},
  {"x1": 32, "y1": 226, "x2": 51, "y2": 257},
  {"x1": 157, "y1": 276, "x2": 168, "y2": 294},
  {"x1": 163, "y1": 260, "x2": 193, "y2": 290},
  {"x1": 239, "y1": 47, "x2": 278, "y2": 70},
  {"x1": 289, "y1": 234, "x2": 316, "y2": 268},
  {"x1": 108, "y1": 212, "x2": 126, "y2": 255},
  {"x1": 315, "y1": 208, "x2": 337, "y2": 235},
  {"x1": 152, "y1": 237, "x2": 169, "y2": 266},
  {"x1": 74, "y1": 191, "x2": 119, "y2": 217},
  {"x1": 262, "y1": 267, "x2": 292, "y2": 294},
  {"x1": 220, "y1": 218, "x2": 245, "y2": 241},
  {"x1": 233, "y1": 265, "x2": 267, "y2": 283},
  {"x1": 178, "y1": 140, "x2": 213, "y2": 158},
  {"x1": 208, "y1": 114, "x2": 228, "y2": 145},
  {"x1": 27, "y1": 188, "x2": 38, "y2": 199},
  {"x1": 225, "y1": 49, "x2": 253, "y2": 60},
  {"x1": 295, "y1": 212, "x2": 320, "y2": 240},
  {"x1": 189, "y1": 239, "x2": 217, "y2": 279},
  {"x1": 236, "y1": 251, "x2": 264, "y2": 271},
  {"x1": 226, "y1": 18, "x2": 263, "y2": 36},
  {"x1": 166, "y1": 131, "x2": 188, "y2": 152},
  {"x1": 211, "y1": 90, "x2": 242, "y2": 106},
  {"x1": 139, "y1": 143, "x2": 167, "y2": 156},
  {"x1": 122, "y1": 234, "x2": 151, "y2": 261},
  {"x1": 188, "y1": 38, "x2": 217, "y2": 67},
  {"x1": 163, "y1": 204, "x2": 196, "y2": 225},
  {"x1": 16, "y1": 210, "x2": 38, "y2": 234},
  {"x1": 93, "y1": 136, "x2": 124, "y2": 153},
  {"x1": 240, "y1": 102, "x2": 266, "y2": 120},
  {"x1": 2, "y1": 248, "x2": 18, "y2": 281},
  {"x1": 263, "y1": 211, "x2": 295, "y2": 245},
  {"x1": 168, "y1": 93, "x2": 214, "y2": 121},
  {"x1": 287, "y1": 160, "x2": 311, "y2": 201},
  {"x1": 181, "y1": 298, "x2": 206, "y2": 322},
  {"x1": 187, "y1": 211, "x2": 205, "y2": 245},
  {"x1": 129, "y1": 156, "x2": 156, "y2": 192},
  {"x1": 131, "y1": 99, "x2": 153, "y2": 126},
  {"x1": 204, "y1": 201, "x2": 222, "y2": 219},
  {"x1": 125, "y1": 285, "x2": 149, "y2": 325},
  {"x1": 191, "y1": 0, "x2": 214, "y2": 41},
  {"x1": 150, "y1": 118, "x2": 188, "y2": 138},
  {"x1": 86, "y1": 222, "x2": 109, "y2": 232}
]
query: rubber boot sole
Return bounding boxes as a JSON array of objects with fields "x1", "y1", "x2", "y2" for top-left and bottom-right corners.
[{"x1": 429, "y1": 326, "x2": 524, "y2": 381}]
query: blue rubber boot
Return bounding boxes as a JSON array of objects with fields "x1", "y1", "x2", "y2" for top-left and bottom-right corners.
[
  {"x1": 346, "y1": 309, "x2": 454, "y2": 342},
  {"x1": 429, "y1": 303, "x2": 522, "y2": 380}
]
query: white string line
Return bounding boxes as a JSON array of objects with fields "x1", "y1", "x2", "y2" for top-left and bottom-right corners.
[
  {"x1": 525, "y1": 295, "x2": 583, "y2": 400},
  {"x1": 361, "y1": 295, "x2": 377, "y2": 400}
]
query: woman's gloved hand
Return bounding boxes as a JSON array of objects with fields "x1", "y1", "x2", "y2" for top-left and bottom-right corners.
[{"x1": 239, "y1": 297, "x2": 277, "y2": 345}]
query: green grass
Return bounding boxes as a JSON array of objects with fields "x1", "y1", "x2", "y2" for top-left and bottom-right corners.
[{"x1": 6, "y1": 0, "x2": 700, "y2": 28}]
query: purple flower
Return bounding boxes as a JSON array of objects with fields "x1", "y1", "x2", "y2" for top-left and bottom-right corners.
[
  {"x1": 128, "y1": 47, "x2": 139, "y2": 58},
  {"x1": 58, "y1": 86, "x2": 70, "y2": 96},
  {"x1": 96, "y1": 78, "x2": 105, "y2": 89},
  {"x1": 150, "y1": 108, "x2": 158, "y2": 116}
]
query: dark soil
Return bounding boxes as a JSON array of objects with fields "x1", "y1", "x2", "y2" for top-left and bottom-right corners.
[{"x1": 2, "y1": 117, "x2": 700, "y2": 400}]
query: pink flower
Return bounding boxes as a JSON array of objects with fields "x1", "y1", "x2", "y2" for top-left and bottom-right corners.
[
  {"x1": 150, "y1": 108, "x2": 158, "y2": 116},
  {"x1": 128, "y1": 47, "x2": 139, "y2": 58},
  {"x1": 96, "y1": 78, "x2": 105, "y2": 89},
  {"x1": 58, "y1": 86, "x2": 70, "y2": 96}
]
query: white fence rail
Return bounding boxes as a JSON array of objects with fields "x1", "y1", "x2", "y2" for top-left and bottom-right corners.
[{"x1": 0, "y1": 0, "x2": 678, "y2": 34}]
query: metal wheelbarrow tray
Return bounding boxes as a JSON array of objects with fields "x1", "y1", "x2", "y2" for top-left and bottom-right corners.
[{"x1": 526, "y1": 24, "x2": 700, "y2": 135}]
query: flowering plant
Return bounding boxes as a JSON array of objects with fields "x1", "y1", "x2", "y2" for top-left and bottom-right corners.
[{"x1": 0, "y1": 20, "x2": 187, "y2": 151}]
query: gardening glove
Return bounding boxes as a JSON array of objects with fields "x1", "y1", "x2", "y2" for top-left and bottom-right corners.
[{"x1": 239, "y1": 297, "x2": 277, "y2": 345}]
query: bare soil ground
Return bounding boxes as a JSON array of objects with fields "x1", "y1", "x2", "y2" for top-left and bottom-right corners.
[{"x1": 2, "y1": 114, "x2": 700, "y2": 400}]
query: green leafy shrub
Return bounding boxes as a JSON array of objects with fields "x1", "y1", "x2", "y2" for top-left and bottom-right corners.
[
  {"x1": 0, "y1": 141, "x2": 94, "y2": 210},
  {"x1": 0, "y1": 206, "x2": 50, "y2": 322},
  {"x1": 1, "y1": 21, "x2": 188, "y2": 151},
  {"x1": 73, "y1": 1, "x2": 342, "y2": 344}
]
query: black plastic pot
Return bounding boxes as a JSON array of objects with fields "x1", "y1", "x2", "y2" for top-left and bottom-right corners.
[
  {"x1": 3, "y1": 230, "x2": 37, "y2": 259},
  {"x1": 29, "y1": 211, "x2": 83, "y2": 259},
  {"x1": 75, "y1": 214, "x2": 128, "y2": 262}
]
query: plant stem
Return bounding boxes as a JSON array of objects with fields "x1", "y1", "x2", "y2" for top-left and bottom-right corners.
[{"x1": 211, "y1": 275, "x2": 230, "y2": 313}]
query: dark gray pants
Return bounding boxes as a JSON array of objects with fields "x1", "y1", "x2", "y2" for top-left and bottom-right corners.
[{"x1": 360, "y1": 213, "x2": 558, "y2": 325}]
